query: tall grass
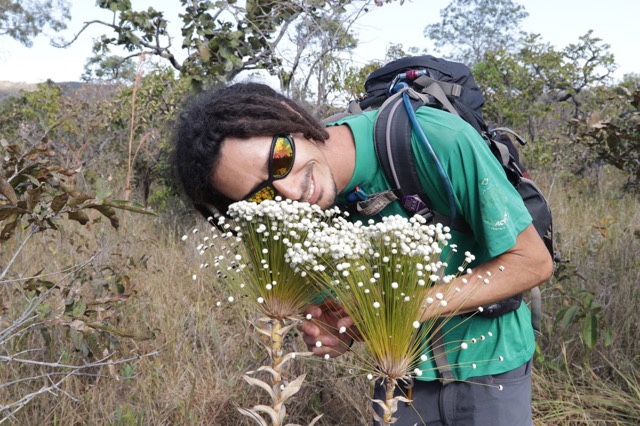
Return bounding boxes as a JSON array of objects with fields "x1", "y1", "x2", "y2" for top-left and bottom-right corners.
[
  {"x1": 1, "y1": 213, "x2": 370, "y2": 425},
  {"x1": 2, "y1": 166, "x2": 639, "y2": 425}
]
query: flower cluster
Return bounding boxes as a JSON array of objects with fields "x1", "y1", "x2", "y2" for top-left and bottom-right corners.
[
  {"x1": 290, "y1": 213, "x2": 489, "y2": 381},
  {"x1": 194, "y1": 198, "x2": 335, "y2": 320}
]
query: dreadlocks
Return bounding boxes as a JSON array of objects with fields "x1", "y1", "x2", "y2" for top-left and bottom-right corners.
[{"x1": 172, "y1": 82, "x2": 329, "y2": 217}]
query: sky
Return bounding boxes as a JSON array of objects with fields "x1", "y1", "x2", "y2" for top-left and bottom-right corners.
[{"x1": 0, "y1": 0, "x2": 638, "y2": 84}]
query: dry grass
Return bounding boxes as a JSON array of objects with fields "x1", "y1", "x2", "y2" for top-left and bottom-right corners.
[
  {"x1": 1, "y1": 213, "x2": 370, "y2": 425},
  {"x1": 2, "y1": 166, "x2": 639, "y2": 425}
]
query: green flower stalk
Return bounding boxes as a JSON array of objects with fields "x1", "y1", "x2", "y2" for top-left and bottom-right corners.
[
  {"x1": 290, "y1": 214, "x2": 492, "y2": 425},
  {"x1": 190, "y1": 198, "x2": 332, "y2": 426}
]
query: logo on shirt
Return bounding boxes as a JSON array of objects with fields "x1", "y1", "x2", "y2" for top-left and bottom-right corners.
[{"x1": 480, "y1": 177, "x2": 510, "y2": 232}]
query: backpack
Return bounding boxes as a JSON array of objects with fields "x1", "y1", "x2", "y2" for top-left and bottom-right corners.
[{"x1": 326, "y1": 55, "x2": 553, "y2": 328}]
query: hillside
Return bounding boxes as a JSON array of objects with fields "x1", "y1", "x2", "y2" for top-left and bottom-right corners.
[{"x1": 0, "y1": 80, "x2": 85, "y2": 101}]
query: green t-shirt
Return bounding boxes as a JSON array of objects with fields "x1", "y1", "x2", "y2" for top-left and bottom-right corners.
[{"x1": 327, "y1": 107, "x2": 535, "y2": 381}]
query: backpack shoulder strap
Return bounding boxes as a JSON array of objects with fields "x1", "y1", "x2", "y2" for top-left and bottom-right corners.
[{"x1": 373, "y1": 88, "x2": 471, "y2": 233}]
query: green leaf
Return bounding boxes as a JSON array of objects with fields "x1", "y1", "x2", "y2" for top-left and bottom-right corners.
[
  {"x1": 72, "y1": 300, "x2": 87, "y2": 317},
  {"x1": 583, "y1": 313, "x2": 598, "y2": 349},
  {"x1": 94, "y1": 178, "x2": 114, "y2": 203},
  {"x1": 104, "y1": 200, "x2": 156, "y2": 215},
  {"x1": 603, "y1": 326, "x2": 614, "y2": 347},
  {"x1": 558, "y1": 305, "x2": 580, "y2": 329},
  {"x1": 121, "y1": 363, "x2": 135, "y2": 380}
]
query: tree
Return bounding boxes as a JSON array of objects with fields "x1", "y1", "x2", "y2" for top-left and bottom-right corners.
[
  {"x1": 55, "y1": 1, "x2": 385, "y2": 93},
  {"x1": 575, "y1": 87, "x2": 640, "y2": 191},
  {"x1": 424, "y1": 0, "x2": 528, "y2": 65},
  {"x1": 556, "y1": 30, "x2": 617, "y2": 116},
  {"x1": 0, "y1": 0, "x2": 70, "y2": 47},
  {"x1": 473, "y1": 32, "x2": 617, "y2": 142}
]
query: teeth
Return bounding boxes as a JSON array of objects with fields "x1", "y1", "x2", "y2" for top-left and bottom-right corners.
[{"x1": 308, "y1": 179, "x2": 315, "y2": 202}]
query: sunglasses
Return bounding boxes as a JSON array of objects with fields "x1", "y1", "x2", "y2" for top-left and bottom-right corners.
[{"x1": 243, "y1": 134, "x2": 296, "y2": 203}]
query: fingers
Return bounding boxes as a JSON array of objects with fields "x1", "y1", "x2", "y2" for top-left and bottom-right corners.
[
  {"x1": 297, "y1": 318, "x2": 321, "y2": 338},
  {"x1": 336, "y1": 316, "x2": 354, "y2": 330},
  {"x1": 302, "y1": 331, "x2": 350, "y2": 357},
  {"x1": 304, "y1": 304, "x2": 323, "y2": 318},
  {"x1": 298, "y1": 301, "x2": 355, "y2": 357}
]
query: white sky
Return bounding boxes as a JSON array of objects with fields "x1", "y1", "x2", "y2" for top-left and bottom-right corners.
[{"x1": 0, "y1": 0, "x2": 638, "y2": 84}]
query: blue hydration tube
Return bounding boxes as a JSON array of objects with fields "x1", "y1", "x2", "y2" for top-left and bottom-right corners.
[{"x1": 392, "y1": 82, "x2": 458, "y2": 226}]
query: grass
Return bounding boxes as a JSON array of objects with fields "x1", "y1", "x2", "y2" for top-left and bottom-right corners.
[{"x1": 1, "y1": 166, "x2": 639, "y2": 425}]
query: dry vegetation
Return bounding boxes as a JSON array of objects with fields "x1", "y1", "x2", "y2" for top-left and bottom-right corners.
[
  {"x1": 2, "y1": 70, "x2": 639, "y2": 424},
  {"x1": 2, "y1": 164, "x2": 638, "y2": 425}
]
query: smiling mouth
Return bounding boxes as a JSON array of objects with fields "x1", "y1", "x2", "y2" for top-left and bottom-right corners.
[{"x1": 307, "y1": 174, "x2": 317, "y2": 204}]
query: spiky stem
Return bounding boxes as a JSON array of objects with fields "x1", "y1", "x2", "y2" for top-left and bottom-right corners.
[
  {"x1": 270, "y1": 319, "x2": 284, "y2": 385},
  {"x1": 384, "y1": 378, "x2": 398, "y2": 425}
]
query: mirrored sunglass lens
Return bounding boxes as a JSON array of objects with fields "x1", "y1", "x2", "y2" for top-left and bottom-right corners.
[
  {"x1": 247, "y1": 186, "x2": 276, "y2": 203},
  {"x1": 271, "y1": 136, "x2": 294, "y2": 178}
]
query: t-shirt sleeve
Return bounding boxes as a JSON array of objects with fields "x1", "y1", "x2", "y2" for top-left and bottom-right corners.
[{"x1": 447, "y1": 127, "x2": 532, "y2": 257}]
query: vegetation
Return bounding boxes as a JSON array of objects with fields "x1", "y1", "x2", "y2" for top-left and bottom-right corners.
[
  {"x1": 1, "y1": 0, "x2": 639, "y2": 424},
  {"x1": 0, "y1": 0, "x2": 70, "y2": 46}
]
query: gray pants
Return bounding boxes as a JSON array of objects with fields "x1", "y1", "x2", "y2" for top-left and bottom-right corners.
[{"x1": 372, "y1": 359, "x2": 533, "y2": 426}]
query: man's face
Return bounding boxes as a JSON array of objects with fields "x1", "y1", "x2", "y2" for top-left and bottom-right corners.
[{"x1": 212, "y1": 134, "x2": 338, "y2": 209}]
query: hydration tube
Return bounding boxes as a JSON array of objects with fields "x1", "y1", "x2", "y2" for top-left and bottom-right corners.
[{"x1": 392, "y1": 81, "x2": 459, "y2": 227}]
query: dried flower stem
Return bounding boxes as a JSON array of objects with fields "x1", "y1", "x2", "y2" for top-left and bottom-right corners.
[{"x1": 241, "y1": 317, "x2": 321, "y2": 426}]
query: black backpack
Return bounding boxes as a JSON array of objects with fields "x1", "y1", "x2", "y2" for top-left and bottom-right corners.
[{"x1": 326, "y1": 55, "x2": 553, "y2": 326}]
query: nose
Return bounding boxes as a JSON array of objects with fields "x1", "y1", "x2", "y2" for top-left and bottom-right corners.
[{"x1": 272, "y1": 176, "x2": 301, "y2": 201}]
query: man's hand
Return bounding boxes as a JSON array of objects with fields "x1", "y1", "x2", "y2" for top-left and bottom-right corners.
[{"x1": 298, "y1": 299, "x2": 356, "y2": 358}]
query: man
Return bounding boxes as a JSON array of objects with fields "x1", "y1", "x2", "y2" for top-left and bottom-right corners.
[{"x1": 172, "y1": 82, "x2": 553, "y2": 425}]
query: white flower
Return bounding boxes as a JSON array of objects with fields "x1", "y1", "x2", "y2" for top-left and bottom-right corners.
[
  {"x1": 306, "y1": 314, "x2": 312, "y2": 320},
  {"x1": 373, "y1": 302, "x2": 380, "y2": 309},
  {"x1": 181, "y1": 235, "x2": 188, "y2": 241},
  {"x1": 367, "y1": 374, "x2": 373, "y2": 380},
  {"x1": 191, "y1": 274, "x2": 197, "y2": 281},
  {"x1": 315, "y1": 341, "x2": 322, "y2": 348},
  {"x1": 412, "y1": 321, "x2": 421, "y2": 329},
  {"x1": 391, "y1": 282, "x2": 399, "y2": 289},
  {"x1": 460, "y1": 342, "x2": 468, "y2": 350},
  {"x1": 324, "y1": 354, "x2": 330, "y2": 360},
  {"x1": 257, "y1": 297, "x2": 264, "y2": 304},
  {"x1": 339, "y1": 326, "x2": 347, "y2": 334},
  {"x1": 228, "y1": 296, "x2": 234, "y2": 302},
  {"x1": 420, "y1": 354, "x2": 428, "y2": 362},
  {"x1": 414, "y1": 368, "x2": 423, "y2": 377}
]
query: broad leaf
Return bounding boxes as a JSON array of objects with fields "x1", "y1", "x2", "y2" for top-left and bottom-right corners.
[{"x1": 583, "y1": 313, "x2": 598, "y2": 349}]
